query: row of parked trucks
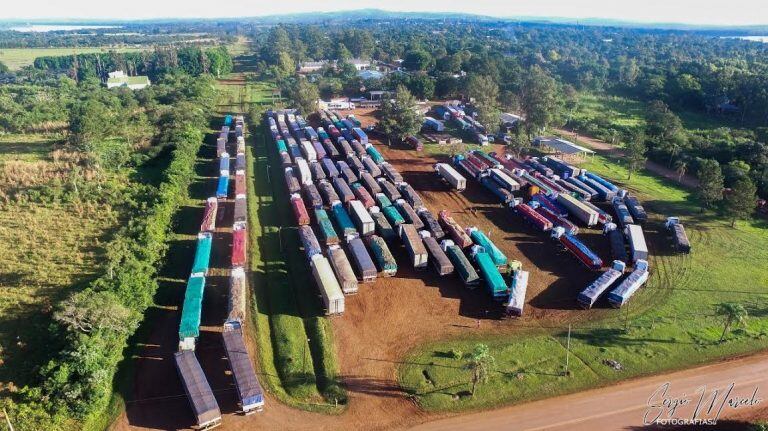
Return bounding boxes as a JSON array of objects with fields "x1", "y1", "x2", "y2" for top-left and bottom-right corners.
[
  {"x1": 269, "y1": 109, "x2": 529, "y2": 317},
  {"x1": 176, "y1": 115, "x2": 264, "y2": 431},
  {"x1": 449, "y1": 150, "x2": 660, "y2": 307}
]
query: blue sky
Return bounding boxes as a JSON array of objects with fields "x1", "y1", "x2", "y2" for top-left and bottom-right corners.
[{"x1": 3, "y1": 0, "x2": 768, "y2": 26}]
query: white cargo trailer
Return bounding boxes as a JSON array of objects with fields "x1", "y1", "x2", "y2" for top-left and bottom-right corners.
[
  {"x1": 625, "y1": 224, "x2": 648, "y2": 262},
  {"x1": 295, "y1": 157, "x2": 313, "y2": 186},
  {"x1": 349, "y1": 200, "x2": 375, "y2": 236},
  {"x1": 435, "y1": 163, "x2": 467, "y2": 191},
  {"x1": 310, "y1": 254, "x2": 345, "y2": 315}
]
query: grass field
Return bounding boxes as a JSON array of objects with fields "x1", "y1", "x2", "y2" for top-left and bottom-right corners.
[
  {"x1": 399, "y1": 152, "x2": 768, "y2": 412},
  {"x1": 0, "y1": 47, "x2": 145, "y2": 70},
  {"x1": 0, "y1": 136, "x2": 120, "y2": 389},
  {"x1": 571, "y1": 92, "x2": 746, "y2": 135},
  {"x1": 246, "y1": 119, "x2": 345, "y2": 412}
]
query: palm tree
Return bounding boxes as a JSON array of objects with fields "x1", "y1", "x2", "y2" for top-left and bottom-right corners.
[
  {"x1": 715, "y1": 303, "x2": 748, "y2": 343},
  {"x1": 463, "y1": 344, "x2": 495, "y2": 397},
  {"x1": 674, "y1": 159, "x2": 688, "y2": 183}
]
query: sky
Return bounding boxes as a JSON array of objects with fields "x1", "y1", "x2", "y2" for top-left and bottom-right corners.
[{"x1": 2, "y1": 0, "x2": 768, "y2": 26}]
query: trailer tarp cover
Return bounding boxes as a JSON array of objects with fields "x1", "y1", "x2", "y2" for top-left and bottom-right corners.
[{"x1": 174, "y1": 350, "x2": 221, "y2": 426}]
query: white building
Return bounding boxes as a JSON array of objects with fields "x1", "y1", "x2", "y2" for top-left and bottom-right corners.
[{"x1": 106, "y1": 71, "x2": 150, "y2": 90}]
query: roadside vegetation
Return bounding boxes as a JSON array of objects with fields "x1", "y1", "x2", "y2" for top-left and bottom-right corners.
[
  {"x1": 0, "y1": 45, "x2": 226, "y2": 430},
  {"x1": 0, "y1": 47, "x2": 145, "y2": 71}
]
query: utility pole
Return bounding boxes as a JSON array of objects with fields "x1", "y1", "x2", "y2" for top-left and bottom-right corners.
[
  {"x1": 303, "y1": 337, "x2": 310, "y2": 383},
  {"x1": 564, "y1": 324, "x2": 571, "y2": 377}
]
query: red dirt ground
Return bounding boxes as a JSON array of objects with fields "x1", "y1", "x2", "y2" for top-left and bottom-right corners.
[{"x1": 114, "y1": 109, "x2": 650, "y2": 431}]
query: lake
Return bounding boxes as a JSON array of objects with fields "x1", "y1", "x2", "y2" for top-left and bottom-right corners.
[
  {"x1": 10, "y1": 25, "x2": 120, "y2": 33},
  {"x1": 721, "y1": 35, "x2": 768, "y2": 43}
]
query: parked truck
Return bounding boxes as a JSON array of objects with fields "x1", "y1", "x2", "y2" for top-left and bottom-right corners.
[
  {"x1": 551, "y1": 227, "x2": 602, "y2": 270},
  {"x1": 435, "y1": 163, "x2": 467, "y2": 190},
  {"x1": 284, "y1": 168, "x2": 301, "y2": 194},
  {"x1": 505, "y1": 264, "x2": 529, "y2": 316},
  {"x1": 200, "y1": 197, "x2": 218, "y2": 232},
  {"x1": 396, "y1": 199, "x2": 425, "y2": 230},
  {"x1": 310, "y1": 254, "x2": 345, "y2": 315},
  {"x1": 330, "y1": 201, "x2": 358, "y2": 237},
  {"x1": 438, "y1": 210, "x2": 473, "y2": 248},
  {"x1": 513, "y1": 203, "x2": 553, "y2": 232},
  {"x1": 359, "y1": 171, "x2": 382, "y2": 195},
  {"x1": 347, "y1": 237, "x2": 377, "y2": 282},
  {"x1": 399, "y1": 223, "x2": 429, "y2": 269},
  {"x1": 420, "y1": 232, "x2": 454, "y2": 275},
  {"x1": 604, "y1": 223, "x2": 629, "y2": 262},
  {"x1": 174, "y1": 350, "x2": 222, "y2": 430},
  {"x1": 290, "y1": 193, "x2": 310, "y2": 226},
  {"x1": 471, "y1": 247, "x2": 509, "y2": 301},
  {"x1": 607, "y1": 260, "x2": 650, "y2": 308},
  {"x1": 315, "y1": 209, "x2": 340, "y2": 245},
  {"x1": 665, "y1": 217, "x2": 691, "y2": 254},
  {"x1": 231, "y1": 224, "x2": 247, "y2": 268},
  {"x1": 332, "y1": 177, "x2": 355, "y2": 204},
  {"x1": 480, "y1": 175, "x2": 515, "y2": 205},
  {"x1": 227, "y1": 267, "x2": 247, "y2": 325},
  {"x1": 467, "y1": 227, "x2": 507, "y2": 268},
  {"x1": 577, "y1": 260, "x2": 627, "y2": 309},
  {"x1": 361, "y1": 156, "x2": 382, "y2": 177},
  {"x1": 370, "y1": 209, "x2": 396, "y2": 241},
  {"x1": 216, "y1": 174, "x2": 230, "y2": 199},
  {"x1": 365, "y1": 235, "x2": 397, "y2": 276},
  {"x1": 556, "y1": 193, "x2": 599, "y2": 226},
  {"x1": 399, "y1": 182, "x2": 424, "y2": 209},
  {"x1": 378, "y1": 178, "x2": 402, "y2": 201},
  {"x1": 624, "y1": 194, "x2": 648, "y2": 224},
  {"x1": 191, "y1": 233, "x2": 213, "y2": 275},
  {"x1": 418, "y1": 208, "x2": 445, "y2": 239},
  {"x1": 625, "y1": 224, "x2": 649, "y2": 262},
  {"x1": 612, "y1": 196, "x2": 635, "y2": 227},
  {"x1": 442, "y1": 240, "x2": 479, "y2": 286},
  {"x1": 349, "y1": 199, "x2": 375, "y2": 236},
  {"x1": 350, "y1": 182, "x2": 375, "y2": 208},
  {"x1": 222, "y1": 323, "x2": 265, "y2": 414},
  {"x1": 328, "y1": 245, "x2": 359, "y2": 294}
]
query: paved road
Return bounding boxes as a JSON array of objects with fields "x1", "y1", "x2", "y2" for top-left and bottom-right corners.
[{"x1": 412, "y1": 352, "x2": 768, "y2": 431}]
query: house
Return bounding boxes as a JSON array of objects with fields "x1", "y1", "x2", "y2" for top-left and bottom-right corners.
[
  {"x1": 318, "y1": 98, "x2": 355, "y2": 110},
  {"x1": 349, "y1": 58, "x2": 371, "y2": 71},
  {"x1": 298, "y1": 60, "x2": 330, "y2": 74},
  {"x1": 106, "y1": 71, "x2": 150, "y2": 90}
]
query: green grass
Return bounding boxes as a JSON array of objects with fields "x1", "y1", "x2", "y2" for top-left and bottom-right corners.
[
  {"x1": 399, "y1": 151, "x2": 768, "y2": 412},
  {"x1": 574, "y1": 92, "x2": 647, "y2": 129},
  {"x1": 246, "y1": 117, "x2": 344, "y2": 412},
  {"x1": 0, "y1": 139, "x2": 120, "y2": 390},
  {"x1": 0, "y1": 47, "x2": 145, "y2": 70}
]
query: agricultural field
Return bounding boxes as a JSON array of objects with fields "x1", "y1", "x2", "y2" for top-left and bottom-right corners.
[
  {"x1": 0, "y1": 47, "x2": 145, "y2": 70},
  {"x1": 0, "y1": 135, "x2": 120, "y2": 389}
]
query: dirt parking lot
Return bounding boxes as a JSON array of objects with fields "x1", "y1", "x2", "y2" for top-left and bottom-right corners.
[{"x1": 116, "y1": 109, "x2": 630, "y2": 431}]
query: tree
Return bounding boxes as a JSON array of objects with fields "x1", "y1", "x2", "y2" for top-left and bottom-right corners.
[
  {"x1": 520, "y1": 65, "x2": 560, "y2": 136},
  {"x1": 696, "y1": 159, "x2": 724, "y2": 211},
  {"x1": 0, "y1": 60, "x2": 8, "y2": 73},
  {"x1": 644, "y1": 100, "x2": 688, "y2": 166},
  {"x1": 463, "y1": 344, "x2": 495, "y2": 397},
  {"x1": 724, "y1": 160, "x2": 751, "y2": 186},
  {"x1": 715, "y1": 303, "x2": 748, "y2": 343},
  {"x1": 563, "y1": 84, "x2": 579, "y2": 124},
  {"x1": 54, "y1": 290, "x2": 134, "y2": 335},
  {"x1": 288, "y1": 76, "x2": 320, "y2": 116},
  {"x1": 625, "y1": 132, "x2": 647, "y2": 180},
  {"x1": 674, "y1": 159, "x2": 688, "y2": 183},
  {"x1": 407, "y1": 74, "x2": 435, "y2": 100},
  {"x1": 402, "y1": 49, "x2": 433, "y2": 71},
  {"x1": 505, "y1": 125, "x2": 530, "y2": 158},
  {"x1": 379, "y1": 85, "x2": 423, "y2": 143},
  {"x1": 725, "y1": 177, "x2": 757, "y2": 227},
  {"x1": 466, "y1": 74, "x2": 501, "y2": 133}
]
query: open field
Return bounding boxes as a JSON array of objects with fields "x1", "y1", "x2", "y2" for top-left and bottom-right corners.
[
  {"x1": 0, "y1": 136, "x2": 119, "y2": 390},
  {"x1": 0, "y1": 47, "x2": 146, "y2": 70}
]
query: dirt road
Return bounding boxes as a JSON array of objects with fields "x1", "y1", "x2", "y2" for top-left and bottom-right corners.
[
  {"x1": 553, "y1": 128, "x2": 700, "y2": 189},
  {"x1": 412, "y1": 352, "x2": 768, "y2": 431}
]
